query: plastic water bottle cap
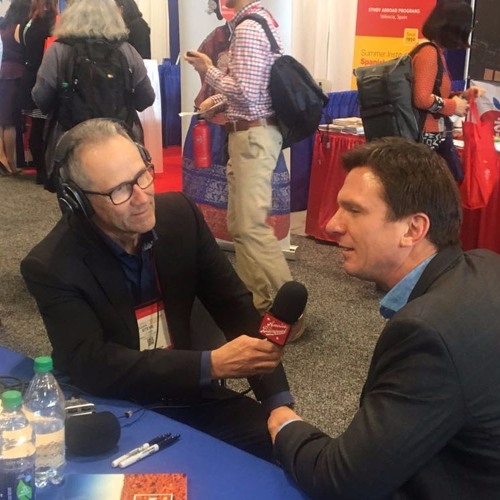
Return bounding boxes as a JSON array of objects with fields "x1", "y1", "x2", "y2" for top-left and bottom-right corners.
[
  {"x1": 33, "y1": 356, "x2": 53, "y2": 373},
  {"x1": 1, "y1": 390, "x2": 22, "y2": 409}
]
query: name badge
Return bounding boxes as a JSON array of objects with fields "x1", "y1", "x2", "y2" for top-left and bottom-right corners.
[{"x1": 135, "y1": 301, "x2": 172, "y2": 350}]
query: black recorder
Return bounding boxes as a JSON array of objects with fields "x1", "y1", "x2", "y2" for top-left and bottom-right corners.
[{"x1": 64, "y1": 397, "x2": 95, "y2": 417}]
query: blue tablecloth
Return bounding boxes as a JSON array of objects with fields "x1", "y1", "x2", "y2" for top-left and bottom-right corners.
[{"x1": 0, "y1": 347, "x2": 308, "y2": 500}]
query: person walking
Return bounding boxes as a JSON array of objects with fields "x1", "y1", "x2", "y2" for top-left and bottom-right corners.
[{"x1": 185, "y1": 1, "x2": 304, "y2": 340}]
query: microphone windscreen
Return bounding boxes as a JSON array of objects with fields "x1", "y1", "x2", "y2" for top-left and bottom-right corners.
[
  {"x1": 65, "y1": 411, "x2": 121, "y2": 456},
  {"x1": 271, "y1": 281, "x2": 308, "y2": 325}
]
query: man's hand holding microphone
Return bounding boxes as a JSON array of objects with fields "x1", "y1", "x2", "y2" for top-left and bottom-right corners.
[{"x1": 210, "y1": 281, "x2": 308, "y2": 379}]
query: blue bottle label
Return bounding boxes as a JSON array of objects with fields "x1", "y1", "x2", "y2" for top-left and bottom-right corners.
[{"x1": 0, "y1": 466, "x2": 35, "y2": 499}]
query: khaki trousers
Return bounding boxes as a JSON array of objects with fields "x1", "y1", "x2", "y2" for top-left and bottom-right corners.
[{"x1": 226, "y1": 125, "x2": 292, "y2": 313}]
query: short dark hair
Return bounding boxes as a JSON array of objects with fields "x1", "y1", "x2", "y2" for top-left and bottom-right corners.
[
  {"x1": 341, "y1": 137, "x2": 462, "y2": 250},
  {"x1": 422, "y1": 0, "x2": 473, "y2": 49}
]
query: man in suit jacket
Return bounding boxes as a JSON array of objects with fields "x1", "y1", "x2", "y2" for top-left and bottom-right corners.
[
  {"x1": 268, "y1": 137, "x2": 500, "y2": 498},
  {"x1": 21, "y1": 118, "x2": 293, "y2": 462}
]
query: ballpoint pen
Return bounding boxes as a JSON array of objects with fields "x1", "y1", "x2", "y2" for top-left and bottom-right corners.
[
  {"x1": 111, "y1": 433, "x2": 173, "y2": 467},
  {"x1": 118, "y1": 434, "x2": 181, "y2": 468}
]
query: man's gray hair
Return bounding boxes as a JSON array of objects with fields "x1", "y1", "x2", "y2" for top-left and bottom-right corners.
[{"x1": 58, "y1": 119, "x2": 134, "y2": 189}]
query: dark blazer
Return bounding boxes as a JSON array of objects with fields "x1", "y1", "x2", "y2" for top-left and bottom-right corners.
[
  {"x1": 274, "y1": 246, "x2": 500, "y2": 500},
  {"x1": 21, "y1": 193, "x2": 289, "y2": 403}
]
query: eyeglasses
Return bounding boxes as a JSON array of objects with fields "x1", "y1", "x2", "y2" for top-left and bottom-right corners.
[{"x1": 82, "y1": 165, "x2": 155, "y2": 205}]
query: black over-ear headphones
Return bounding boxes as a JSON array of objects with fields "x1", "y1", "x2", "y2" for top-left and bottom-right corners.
[
  {"x1": 214, "y1": 0, "x2": 223, "y2": 20},
  {"x1": 54, "y1": 120, "x2": 152, "y2": 219}
]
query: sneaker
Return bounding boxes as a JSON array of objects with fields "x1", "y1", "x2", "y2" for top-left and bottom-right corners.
[{"x1": 287, "y1": 312, "x2": 306, "y2": 342}]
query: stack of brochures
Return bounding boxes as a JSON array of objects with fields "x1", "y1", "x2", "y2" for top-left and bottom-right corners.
[{"x1": 318, "y1": 117, "x2": 364, "y2": 135}]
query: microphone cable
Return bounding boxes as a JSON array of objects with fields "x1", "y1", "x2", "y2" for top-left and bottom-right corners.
[{"x1": 0, "y1": 375, "x2": 25, "y2": 394}]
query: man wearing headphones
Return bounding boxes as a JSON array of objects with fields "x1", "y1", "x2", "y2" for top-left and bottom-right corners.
[{"x1": 20, "y1": 118, "x2": 294, "y2": 462}]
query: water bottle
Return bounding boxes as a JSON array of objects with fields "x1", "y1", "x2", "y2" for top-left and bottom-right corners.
[
  {"x1": 0, "y1": 390, "x2": 36, "y2": 500},
  {"x1": 23, "y1": 356, "x2": 66, "y2": 488}
]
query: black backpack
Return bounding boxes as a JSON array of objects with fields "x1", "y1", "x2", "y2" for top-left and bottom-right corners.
[
  {"x1": 56, "y1": 38, "x2": 135, "y2": 131},
  {"x1": 354, "y1": 42, "x2": 443, "y2": 142},
  {"x1": 236, "y1": 14, "x2": 328, "y2": 149}
]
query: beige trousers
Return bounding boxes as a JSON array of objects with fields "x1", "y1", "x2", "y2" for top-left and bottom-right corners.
[{"x1": 226, "y1": 125, "x2": 292, "y2": 313}]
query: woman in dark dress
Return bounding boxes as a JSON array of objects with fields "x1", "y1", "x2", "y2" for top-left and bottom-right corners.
[
  {"x1": 20, "y1": 0, "x2": 58, "y2": 184},
  {"x1": 115, "y1": 0, "x2": 151, "y2": 59},
  {"x1": 0, "y1": 0, "x2": 31, "y2": 175}
]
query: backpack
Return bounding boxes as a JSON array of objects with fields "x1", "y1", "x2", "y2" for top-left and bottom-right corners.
[
  {"x1": 55, "y1": 38, "x2": 134, "y2": 131},
  {"x1": 236, "y1": 14, "x2": 328, "y2": 149},
  {"x1": 353, "y1": 42, "x2": 443, "y2": 142}
]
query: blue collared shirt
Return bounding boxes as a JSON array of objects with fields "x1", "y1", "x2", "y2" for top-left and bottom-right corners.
[
  {"x1": 99, "y1": 230, "x2": 159, "y2": 307},
  {"x1": 379, "y1": 254, "x2": 436, "y2": 319}
]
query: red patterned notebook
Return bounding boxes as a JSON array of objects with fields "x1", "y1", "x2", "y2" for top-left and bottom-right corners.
[{"x1": 64, "y1": 473, "x2": 187, "y2": 499}]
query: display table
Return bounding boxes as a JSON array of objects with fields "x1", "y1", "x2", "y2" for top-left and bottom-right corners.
[
  {"x1": 305, "y1": 130, "x2": 500, "y2": 254},
  {"x1": 305, "y1": 131, "x2": 364, "y2": 243},
  {"x1": 460, "y1": 151, "x2": 500, "y2": 254},
  {"x1": 290, "y1": 90, "x2": 360, "y2": 212},
  {"x1": 0, "y1": 347, "x2": 308, "y2": 500}
]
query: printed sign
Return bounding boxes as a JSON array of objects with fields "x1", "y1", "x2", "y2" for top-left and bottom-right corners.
[{"x1": 352, "y1": 0, "x2": 436, "y2": 88}]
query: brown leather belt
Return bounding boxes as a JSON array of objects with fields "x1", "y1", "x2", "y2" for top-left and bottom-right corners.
[{"x1": 225, "y1": 117, "x2": 278, "y2": 133}]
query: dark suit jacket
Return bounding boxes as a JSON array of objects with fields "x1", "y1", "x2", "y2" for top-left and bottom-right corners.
[
  {"x1": 274, "y1": 246, "x2": 500, "y2": 499},
  {"x1": 21, "y1": 193, "x2": 289, "y2": 403}
]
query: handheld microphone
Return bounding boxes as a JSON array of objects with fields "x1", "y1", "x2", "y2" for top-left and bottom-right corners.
[{"x1": 259, "y1": 281, "x2": 308, "y2": 346}]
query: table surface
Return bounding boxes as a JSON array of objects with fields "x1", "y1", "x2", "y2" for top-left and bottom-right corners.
[{"x1": 0, "y1": 347, "x2": 308, "y2": 500}]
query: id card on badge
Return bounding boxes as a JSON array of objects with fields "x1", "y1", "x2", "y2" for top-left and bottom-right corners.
[{"x1": 135, "y1": 301, "x2": 172, "y2": 350}]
